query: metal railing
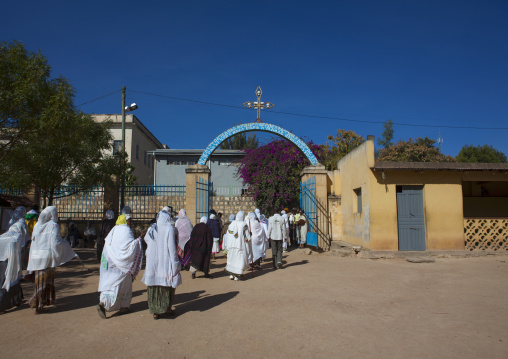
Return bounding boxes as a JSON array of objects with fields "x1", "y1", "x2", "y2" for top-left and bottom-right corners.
[
  {"x1": 121, "y1": 185, "x2": 186, "y2": 221},
  {"x1": 0, "y1": 188, "x2": 24, "y2": 196},
  {"x1": 196, "y1": 176, "x2": 213, "y2": 223},
  {"x1": 41, "y1": 186, "x2": 104, "y2": 220},
  {"x1": 214, "y1": 186, "x2": 249, "y2": 197}
]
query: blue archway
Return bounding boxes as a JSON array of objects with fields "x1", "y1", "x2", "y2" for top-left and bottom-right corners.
[{"x1": 198, "y1": 123, "x2": 319, "y2": 165}]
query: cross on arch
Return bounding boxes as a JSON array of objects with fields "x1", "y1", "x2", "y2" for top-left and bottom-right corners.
[{"x1": 242, "y1": 86, "x2": 274, "y2": 123}]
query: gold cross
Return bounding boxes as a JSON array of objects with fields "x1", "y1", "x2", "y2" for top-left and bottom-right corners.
[{"x1": 242, "y1": 86, "x2": 274, "y2": 123}]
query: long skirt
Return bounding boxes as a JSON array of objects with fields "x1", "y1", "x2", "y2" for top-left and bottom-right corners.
[
  {"x1": 99, "y1": 266, "x2": 133, "y2": 312},
  {"x1": 212, "y1": 238, "x2": 220, "y2": 254},
  {"x1": 0, "y1": 260, "x2": 24, "y2": 311},
  {"x1": 147, "y1": 286, "x2": 175, "y2": 314},
  {"x1": 29, "y1": 268, "x2": 56, "y2": 310}
]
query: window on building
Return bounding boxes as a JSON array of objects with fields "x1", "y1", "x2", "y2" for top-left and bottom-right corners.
[
  {"x1": 148, "y1": 155, "x2": 150, "y2": 168},
  {"x1": 354, "y1": 187, "x2": 362, "y2": 214},
  {"x1": 136, "y1": 145, "x2": 139, "y2": 160},
  {"x1": 144, "y1": 151, "x2": 147, "y2": 165},
  {"x1": 113, "y1": 140, "x2": 122, "y2": 155}
]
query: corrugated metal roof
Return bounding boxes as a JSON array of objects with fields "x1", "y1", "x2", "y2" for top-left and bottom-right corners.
[{"x1": 372, "y1": 161, "x2": 508, "y2": 171}]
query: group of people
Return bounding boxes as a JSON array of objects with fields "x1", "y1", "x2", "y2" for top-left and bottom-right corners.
[
  {"x1": 0, "y1": 205, "x2": 78, "y2": 314},
  {"x1": 0, "y1": 203, "x2": 308, "y2": 320}
]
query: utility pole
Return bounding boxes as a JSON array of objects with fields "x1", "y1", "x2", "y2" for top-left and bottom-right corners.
[{"x1": 120, "y1": 86, "x2": 126, "y2": 211}]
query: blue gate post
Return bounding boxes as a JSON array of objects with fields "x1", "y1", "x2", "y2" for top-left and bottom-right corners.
[
  {"x1": 185, "y1": 164, "x2": 212, "y2": 225},
  {"x1": 300, "y1": 164, "x2": 331, "y2": 250}
]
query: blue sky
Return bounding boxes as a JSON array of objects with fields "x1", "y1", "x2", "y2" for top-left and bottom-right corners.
[{"x1": 2, "y1": 0, "x2": 507, "y2": 157}]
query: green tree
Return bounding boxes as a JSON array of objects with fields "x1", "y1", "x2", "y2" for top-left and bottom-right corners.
[
  {"x1": 377, "y1": 119, "x2": 394, "y2": 149},
  {"x1": 377, "y1": 137, "x2": 455, "y2": 162},
  {"x1": 219, "y1": 131, "x2": 258, "y2": 150},
  {"x1": 323, "y1": 129, "x2": 365, "y2": 170},
  {"x1": 0, "y1": 41, "x2": 123, "y2": 205},
  {"x1": 456, "y1": 144, "x2": 507, "y2": 163},
  {"x1": 0, "y1": 41, "x2": 51, "y2": 162}
]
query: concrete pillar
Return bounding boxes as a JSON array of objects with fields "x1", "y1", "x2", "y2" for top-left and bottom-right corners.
[
  {"x1": 185, "y1": 164, "x2": 211, "y2": 225},
  {"x1": 301, "y1": 164, "x2": 329, "y2": 207}
]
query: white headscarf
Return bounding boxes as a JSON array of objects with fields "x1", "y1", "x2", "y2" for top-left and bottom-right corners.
[
  {"x1": 228, "y1": 214, "x2": 235, "y2": 222},
  {"x1": 7, "y1": 206, "x2": 27, "y2": 230},
  {"x1": 229, "y1": 211, "x2": 244, "y2": 239},
  {"x1": 142, "y1": 210, "x2": 182, "y2": 288},
  {"x1": 200, "y1": 216, "x2": 208, "y2": 224},
  {"x1": 27, "y1": 206, "x2": 77, "y2": 271},
  {"x1": 175, "y1": 209, "x2": 193, "y2": 252},
  {"x1": 255, "y1": 208, "x2": 261, "y2": 220}
]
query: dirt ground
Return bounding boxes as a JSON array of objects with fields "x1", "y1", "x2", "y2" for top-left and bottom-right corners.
[{"x1": 1, "y1": 248, "x2": 508, "y2": 359}]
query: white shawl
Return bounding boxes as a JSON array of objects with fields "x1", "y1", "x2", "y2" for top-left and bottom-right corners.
[
  {"x1": 142, "y1": 211, "x2": 182, "y2": 288},
  {"x1": 175, "y1": 209, "x2": 193, "y2": 252},
  {"x1": 0, "y1": 218, "x2": 27, "y2": 291},
  {"x1": 27, "y1": 206, "x2": 77, "y2": 271},
  {"x1": 225, "y1": 211, "x2": 252, "y2": 275},
  {"x1": 247, "y1": 214, "x2": 266, "y2": 263}
]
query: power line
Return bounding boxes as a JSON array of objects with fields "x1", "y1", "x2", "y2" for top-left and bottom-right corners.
[
  {"x1": 130, "y1": 88, "x2": 508, "y2": 131},
  {"x1": 76, "y1": 89, "x2": 121, "y2": 107}
]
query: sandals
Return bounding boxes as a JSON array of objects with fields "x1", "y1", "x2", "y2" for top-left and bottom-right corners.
[
  {"x1": 191, "y1": 272, "x2": 196, "y2": 279},
  {"x1": 153, "y1": 314, "x2": 159, "y2": 320}
]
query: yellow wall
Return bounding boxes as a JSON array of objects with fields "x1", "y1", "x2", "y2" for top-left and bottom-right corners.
[
  {"x1": 367, "y1": 171, "x2": 465, "y2": 250},
  {"x1": 335, "y1": 140, "x2": 375, "y2": 248},
  {"x1": 334, "y1": 139, "x2": 467, "y2": 251}
]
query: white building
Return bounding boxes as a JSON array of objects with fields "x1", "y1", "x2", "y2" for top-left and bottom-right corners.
[{"x1": 92, "y1": 114, "x2": 165, "y2": 185}]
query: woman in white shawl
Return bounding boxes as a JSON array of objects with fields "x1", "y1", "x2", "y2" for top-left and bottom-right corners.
[
  {"x1": 259, "y1": 214, "x2": 269, "y2": 260},
  {"x1": 27, "y1": 206, "x2": 77, "y2": 314},
  {"x1": 225, "y1": 211, "x2": 251, "y2": 281},
  {"x1": 96, "y1": 214, "x2": 143, "y2": 319},
  {"x1": 0, "y1": 207, "x2": 28, "y2": 312},
  {"x1": 175, "y1": 209, "x2": 193, "y2": 269},
  {"x1": 246, "y1": 212, "x2": 266, "y2": 269},
  {"x1": 222, "y1": 214, "x2": 235, "y2": 254},
  {"x1": 142, "y1": 210, "x2": 182, "y2": 319}
]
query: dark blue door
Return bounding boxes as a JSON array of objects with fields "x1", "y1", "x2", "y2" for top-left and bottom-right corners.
[{"x1": 397, "y1": 185, "x2": 425, "y2": 251}]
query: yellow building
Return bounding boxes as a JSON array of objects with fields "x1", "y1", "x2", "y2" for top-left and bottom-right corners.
[{"x1": 328, "y1": 138, "x2": 508, "y2": 251}]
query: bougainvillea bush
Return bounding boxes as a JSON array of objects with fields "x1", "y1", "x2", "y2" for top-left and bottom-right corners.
[{"x1": 236, "y1": 139, "x2": 327, "y2": 213}]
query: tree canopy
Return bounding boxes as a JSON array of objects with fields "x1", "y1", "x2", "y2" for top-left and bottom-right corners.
[
  {"x1": 377, "y1": 137, "x2": 455, "y2": 162},
  {"x1": 0, "y1": 41, "x2": 124, "y2": 204},
  {"x1": 0, "y1": 41, "x2": 51, "y2": 162},
  {"x1": 456, "y1": 144, "x2": 507, "y2": 163},
  {"x1": 377, "y1": 119, "x2": 394, "y2": 149},
  {"x1": 322, "y1": 129, "x2": 365, "y2": 170},
  {"x1": 219, "y1": 131, "x2": 259, "y2": 150}
]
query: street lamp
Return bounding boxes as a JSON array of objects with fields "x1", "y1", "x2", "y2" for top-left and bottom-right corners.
[{"x1": 120, "y1": 86, "x2": 138, "y2": 211}]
